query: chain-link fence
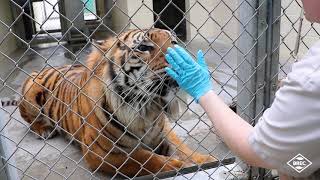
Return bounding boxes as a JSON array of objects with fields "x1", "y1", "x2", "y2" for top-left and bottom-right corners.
[{"x1": 0, "y1": 0, "x2": 318, "y2": 179}]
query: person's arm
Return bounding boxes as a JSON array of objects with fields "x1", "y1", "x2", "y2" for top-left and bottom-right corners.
[
  {"x1": 199, "y1": 91, "x2": 272, "y2": 168},
  {"x1": 165, "y1": 45, "x2": 272, "y2": 168},
  {"x1": 166, "y1": 45, "x2": 320, "y2": 178}
]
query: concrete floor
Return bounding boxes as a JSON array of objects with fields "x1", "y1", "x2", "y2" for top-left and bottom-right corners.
[{"x1": 0, "y1": 37, "x2": 285, "y2": 179}]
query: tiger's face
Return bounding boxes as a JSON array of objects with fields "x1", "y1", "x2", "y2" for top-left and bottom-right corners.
[{"x1": 99, "y1": 28, "x2": 179, "y2": 109}]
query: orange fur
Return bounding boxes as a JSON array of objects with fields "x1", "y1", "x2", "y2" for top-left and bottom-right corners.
[{"x1": 19, "y1": 28, "x2": 216, "y2": 177}]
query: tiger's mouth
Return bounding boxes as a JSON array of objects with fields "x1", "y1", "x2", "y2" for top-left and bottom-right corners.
[
  {"x1": 153, "y1": 75, "x2": 179, "y2": 97},
  {"x1": 164, "y1": 77, "x2": 178, "y2": 89}
]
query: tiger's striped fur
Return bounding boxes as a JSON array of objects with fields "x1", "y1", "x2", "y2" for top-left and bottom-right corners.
[{"x1": 18, "y1": 28, "x2": 216, "y2": 177}]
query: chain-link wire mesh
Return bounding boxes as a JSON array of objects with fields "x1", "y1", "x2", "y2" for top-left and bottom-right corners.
[{"x1": 0, "y1": 0, "x2": 318, "y2": 179}]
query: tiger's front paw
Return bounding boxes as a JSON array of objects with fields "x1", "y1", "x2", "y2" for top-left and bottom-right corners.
[
  {"x1": 163, "y1": 159, "x2": 188, "y2": 171},
  {"x1": 32, "y1": 126, "x2": 56, "y2": 139},
  {"x1": 191, "y1": 153, "x2": 217, "y2": 164}
]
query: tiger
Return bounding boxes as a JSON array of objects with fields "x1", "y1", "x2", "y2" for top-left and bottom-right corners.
[{"x1": 17, "y1": 28, "x2": 216, "y2": 177}]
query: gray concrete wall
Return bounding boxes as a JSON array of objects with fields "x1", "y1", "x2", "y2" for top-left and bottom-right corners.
[{"x1": 0, "y1": 1, "x2": 18, "y2": 62}]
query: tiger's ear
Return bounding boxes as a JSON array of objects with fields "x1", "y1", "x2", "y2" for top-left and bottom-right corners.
[{"x1": 92, "y1": 38, "x2": 115, "y2": 52}]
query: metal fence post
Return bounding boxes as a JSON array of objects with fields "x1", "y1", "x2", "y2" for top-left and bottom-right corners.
[
  {"x1": 265, "y1": 0, "x2": 281, "y2": 106},
  {"x1": 238, "y1": 0, "x2": 280, "y2": 179},
  {"x1": 237, "y1": 0, "x2": 259, "y2": 123},
  {"x1": 238, "y1": 0, "x2": 261, "y2": 177},
  {"x1": 255, "y1": 1, "x2": 281, "y2": 179}
]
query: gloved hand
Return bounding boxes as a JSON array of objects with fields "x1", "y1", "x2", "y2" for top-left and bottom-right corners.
[{"x1": 165, "y1": 45, "x2": 213, "y2": 102}]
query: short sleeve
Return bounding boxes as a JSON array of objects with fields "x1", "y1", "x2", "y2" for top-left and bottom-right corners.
[{"x1": 248, "y1": 50, "x2": 320, "y2": 177}]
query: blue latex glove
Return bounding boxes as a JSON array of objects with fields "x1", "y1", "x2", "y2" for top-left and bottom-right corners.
[{"x1": 165, "y1": 45, "x2": 213, "y2": 102}]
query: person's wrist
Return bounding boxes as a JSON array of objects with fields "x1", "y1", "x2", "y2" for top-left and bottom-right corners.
[
  {"x1": 198, "y1": 89, "x2": 215, "y2": 104},
  {"x1": 194, "y1": 82, "x2": 214, "y2": 103}
]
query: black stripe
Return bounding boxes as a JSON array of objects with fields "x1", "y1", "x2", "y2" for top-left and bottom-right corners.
[
  {"x1": 109, "y1": 117, "x2": 138, "y2": 140},
  {"x1": 42, "y1": 69, "x2": 59, "y2": 87},
  {"x1": 99, "y1": 100, "x2": 131, "y2": 149},
  {"x1": 164, "y1": 144, "x2": 170, "y2": 155},
  {"x1": 124, "y1": 74, "x2": 130, "y2": 87},
  {"x1": 149, "y1": 80, "x2": 161, "y2": 93},
  {"x1": 101, "y1": 128, "x2": 119, "y2": 142},
  {"x1": 48, "y1": 81, "x2": 63, "y2": 120},
  {"x1": 114, "y1": 85, "x2": 123, "y2": 96},
  {"x1": 108, "y1": 57, "x2": 116, "y2": 81},
  {"x1": 71, "y1": 64, "x2": 82, "y2": 68},
  {"x1": 51, "y1": 73, "x2": 62, "y2": 91},
  {"x1": 88, "y1": 135, "x2": 108, "y2": 151},
  {"x1": 155, "y1": 144, "x2": 162, "y2": 154},
  {"x1": 98, "y1": 130, "x2": 128, "y2": 150},
  {"x1": 124, "y1": 93, "x2": 135, "y2": 103},
  {"x1": 59, "y1": 87, "x2": 65, "y2": 127},
  {"x1": 44, "y1": 68, "x2": 67, "y2": 101},
  {"x1": 131, "y1": 30, "x2": 141, "y2": 40},
  {"x1": 136, "y1": 33, "x2": 142, "y2": 41},
  {"x1": 47, "y1": 99, "x2": 56, "y2": 120},
  {"x1": 65, "y1": 71, "x2": 81, "y2": 81},
  {"x1": 35, "y1": 92, "x2": 43, "y2": 106},
  {"x1": 117, "y1": 41, "x2": 129, "y2": 51},
  {"x1": 120, "y1": 54, "x2": 126, "y2": 66},
  {"x1": 123, "y1": 29, "x2": 139, "y2": 42},
  {"x1": 123, "y1": 93, "x2": 146, "y2": 105},
  {"x1": 131, "y1": 54, "x2": 138, "y2": 59},
  {"x1": 123, "y1": 31, "x2": 132, "y2": 42},
  {"x1": 101, "y1": 99, "x2": 137, "y2": 140},
  {"x1": 45, "y1": 71, "x2": 60, "y2": 90},
  {"x1": 108, "y1": 57, "x2": 126, "y2": 96}
]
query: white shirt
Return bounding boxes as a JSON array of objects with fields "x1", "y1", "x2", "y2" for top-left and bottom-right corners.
[{"x1": 248, "y1": 41, "x2": 320, "y2": 178}]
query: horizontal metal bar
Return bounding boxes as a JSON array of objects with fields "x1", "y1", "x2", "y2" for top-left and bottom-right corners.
[{"x1": 134, "y1": 157, "x2": 236, "y2": 180}]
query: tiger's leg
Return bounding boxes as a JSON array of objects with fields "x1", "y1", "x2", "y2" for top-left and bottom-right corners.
[
  {"x1": 162, "y1": 124, "x2": 217, "y2": 164},
  {"x1": 81, "y1": 134, "x2": 185, "y2": 177},
  {"x1": 84, "y1": 148, "x2": 185, "y2": 177}
]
